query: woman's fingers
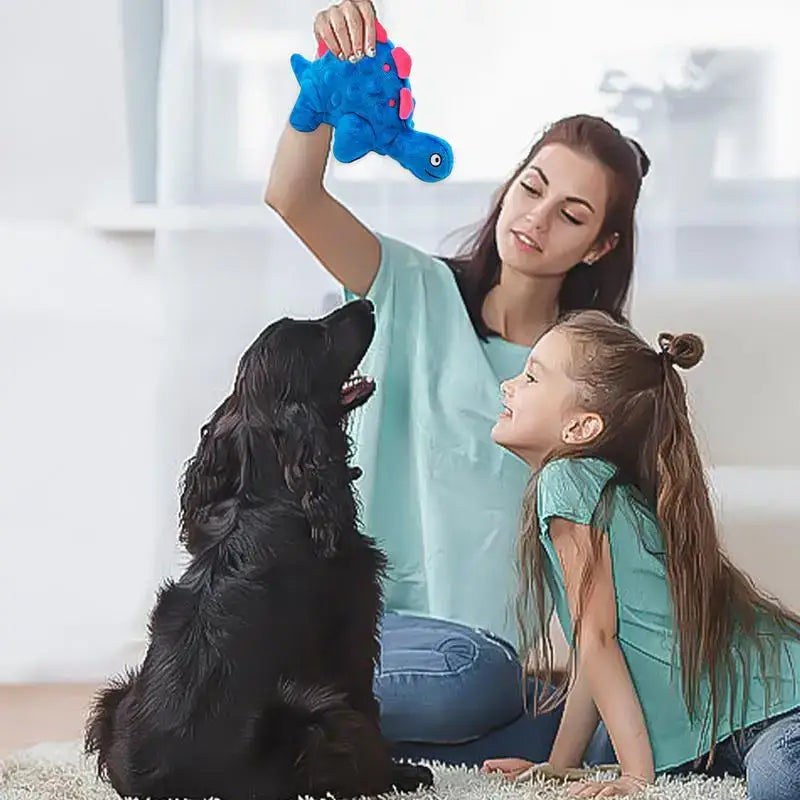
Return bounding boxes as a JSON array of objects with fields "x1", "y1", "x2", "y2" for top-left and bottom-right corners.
[
  {"x1": 314, "y1": 1, "x2": 377, "y2": 61},
  {"x1": 313, "y1": 13, "x2": 341, "y2": 59},
  {"x1": 341, "y1": 1, "x2": 365, "y2": 60},
  {"x1": 326, "y1": 6, "x2": 352, "y2": 60},
  {"x1": 354, "y1": 0, "x2": 377, "y2": 56}
]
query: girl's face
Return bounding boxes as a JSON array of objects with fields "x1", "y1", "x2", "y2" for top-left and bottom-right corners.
[
  {"x1": 495, "y1": 144, "x2": 615, "y2": 278},
  {"x1": 491, "y1": 328, "x2": 603, "y2": 466}
]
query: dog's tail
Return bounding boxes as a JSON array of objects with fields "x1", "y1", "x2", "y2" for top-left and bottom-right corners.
[
  {"x1": 84, "y1": 670, "x2": 135, "y2": 782},
  {"x1": 270, "y1": 679, "x2": 391, "y2": 796}
]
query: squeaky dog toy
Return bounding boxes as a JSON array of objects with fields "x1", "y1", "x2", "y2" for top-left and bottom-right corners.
[{"x1": 289, "y1": 20, "x2": 453, "y2": 182}]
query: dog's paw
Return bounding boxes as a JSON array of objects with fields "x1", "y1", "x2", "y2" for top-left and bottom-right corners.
[{"x1": 390, "y1": 761, "x2": 434, "y2": 792}]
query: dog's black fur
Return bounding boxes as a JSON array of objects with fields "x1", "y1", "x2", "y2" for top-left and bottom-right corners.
[{"x1": 85, "y1": 300, "x2": 433, "y2": 800}]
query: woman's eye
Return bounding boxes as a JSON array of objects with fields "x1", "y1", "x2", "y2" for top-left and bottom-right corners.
[
  {"x1": 526, "y1": 372, "x2": 537, "y2": 383},
  {"x1": 562, "y1": 211, "x2": 583, "y2": 225},
  {"x1": 520, "y1": 182, "x2": 541, "y2": 197}
]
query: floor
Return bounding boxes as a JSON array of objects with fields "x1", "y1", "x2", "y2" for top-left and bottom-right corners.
[
  {"x1": 0, "y1": 684, "x2": 100, "y2": 760},
  {"x1": 0, "y1": 676, "x2": 575, "y2": 763}
]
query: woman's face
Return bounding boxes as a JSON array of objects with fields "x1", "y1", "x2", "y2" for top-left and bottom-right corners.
[{"x1": 495, "y1": 144, "x2": 613, "y2": 278}]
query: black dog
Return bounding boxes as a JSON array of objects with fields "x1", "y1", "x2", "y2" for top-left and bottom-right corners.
[{"x1": 85, "y1": 299, "x2": 433, "y2": 800}]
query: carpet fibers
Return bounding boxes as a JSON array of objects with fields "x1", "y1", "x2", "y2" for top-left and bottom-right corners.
[{"x1": 0, "y1": 741, "x2": 747, "y2": 800}]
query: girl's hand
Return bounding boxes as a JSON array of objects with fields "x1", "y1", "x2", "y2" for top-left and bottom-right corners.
[
  {"x1": 482, "y1": 759, "x2": 589, "y2": 781},
  {"x1": 567, "y1": 773, "x2": 652, "y2": 797},
  {"x1": 313, "y1": 0, "x2": 377, "y2": 62},
  {"x1": 480, "y1": 758, "x2": 535, "y2": 780}
]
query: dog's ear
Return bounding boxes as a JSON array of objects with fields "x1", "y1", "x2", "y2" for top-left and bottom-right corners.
[
  {"x1": 179, "y1": 395, "x2": 280, "y2": 554},
  {"x1": 179, "y1": 397, "x2": 241, "y2": 554},
  {"x1": 273, "y1": 403, "x2": 353, "y2": 557}
]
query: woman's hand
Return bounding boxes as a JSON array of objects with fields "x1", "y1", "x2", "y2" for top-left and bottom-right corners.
[
  {"x1": 567, "y1": 773, "x2": 652, "y2": 797},
  {"x1": 313, "y1": 0, "x2": 377, "y2": 62}
]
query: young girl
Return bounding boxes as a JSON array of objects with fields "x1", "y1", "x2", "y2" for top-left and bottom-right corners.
[{"x1": 483, "y1": 310, "x2": 800, "y2": 798}]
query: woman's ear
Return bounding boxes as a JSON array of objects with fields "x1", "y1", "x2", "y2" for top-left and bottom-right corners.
[{"x1": 584, "y1": 232, "x2": 620, "y2": 265}]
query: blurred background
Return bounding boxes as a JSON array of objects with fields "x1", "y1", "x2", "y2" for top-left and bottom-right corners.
[{"x1": 0, "y1": 0, "x2": 798, "y2": 699}]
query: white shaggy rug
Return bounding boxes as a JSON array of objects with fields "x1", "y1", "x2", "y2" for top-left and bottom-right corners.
[{"x1": 0, "y1": 741, "x2": 747, "y2": 800}]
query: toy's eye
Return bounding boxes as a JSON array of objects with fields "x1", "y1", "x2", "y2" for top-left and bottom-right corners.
[{"x1": 430, "y1": 153, "x2": 442, "y2": 167}]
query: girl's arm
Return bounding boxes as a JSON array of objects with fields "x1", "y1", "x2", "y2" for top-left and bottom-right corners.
[
  {"x1": 547, "y1": 654, "x2": 600, "y2": 770},
  {"x1": 549, "y1": 517, "x2": 655, "y2": 783}
]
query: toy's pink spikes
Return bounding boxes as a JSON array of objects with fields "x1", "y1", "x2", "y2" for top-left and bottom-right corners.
[
  {"x1": 390, "y1": 47, "x2": 412, "y2": 79},
  {"x1": 316, "y1": 36, "x2": 328, "y2": 58},
  {"x1": 399, "y1": 87, "x2": 414, "y2": 120},
  {"x1": 375, "y1": 19, "x2": 388, "y2": 43}
]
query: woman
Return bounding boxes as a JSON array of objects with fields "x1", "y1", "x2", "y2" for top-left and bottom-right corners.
[{"x1": 265, "y1": 0, "x2": 649, "y2": 765}]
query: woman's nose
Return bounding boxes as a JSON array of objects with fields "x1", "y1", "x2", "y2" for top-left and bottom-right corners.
[{"x1": 524, "y1": 205, "x2": 549, "y2": 231}]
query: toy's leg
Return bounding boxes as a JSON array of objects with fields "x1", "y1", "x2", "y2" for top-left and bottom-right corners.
[
  {"x1": 332, "y1": 113, "x2": 376, "y2": 163},
  {"x1": 289, "y1": 92, "x2": 323, "y2": 132}
]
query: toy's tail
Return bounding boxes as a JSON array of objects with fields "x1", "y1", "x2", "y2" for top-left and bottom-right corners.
[{"x1": 290, "y1": 53, "x2": 311, "y2": 84}]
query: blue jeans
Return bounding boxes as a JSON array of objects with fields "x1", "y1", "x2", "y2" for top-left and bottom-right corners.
[
  {"x1": 373, "y1": 612, "x2": 612, "y2": 766},
  {"x1": 667, "y1": 707, "x2": 800, "y2": 800}
]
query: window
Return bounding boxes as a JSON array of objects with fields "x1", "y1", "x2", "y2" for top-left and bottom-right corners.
[{"x1": 122, "y1": 0, "x2": 800, "y2": 280}]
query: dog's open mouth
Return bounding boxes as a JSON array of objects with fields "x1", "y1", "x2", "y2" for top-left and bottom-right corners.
[{"x1": 341, "y1": 371, "x2": 375, "y2": 412}]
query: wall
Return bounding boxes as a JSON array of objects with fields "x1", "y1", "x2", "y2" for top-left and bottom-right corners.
[
  {"x1": 0, "y1": 0, "x2": 161, "y2": 681},
  {"x1": 0, "y1": 1, "x2": 338, "y2": 681}
]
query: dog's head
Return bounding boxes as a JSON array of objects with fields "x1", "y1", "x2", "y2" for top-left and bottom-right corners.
[
  {"x1": 241, "y1": 297, "x2": 376, "y2": 422},
  {"x1": 180, "y1": 299, "x2": 376, "y2": 556}
]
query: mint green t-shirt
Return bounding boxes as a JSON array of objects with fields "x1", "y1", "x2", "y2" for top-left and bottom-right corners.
[
  {"x1": 343, "y1": 233, "x2": 531, "y2": 645},
  {"x1": 537, "y1": 456, "x2": 800, "y2": 773}
]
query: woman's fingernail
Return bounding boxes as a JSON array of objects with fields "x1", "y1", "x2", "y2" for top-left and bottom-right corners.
[
  {"x1": 348, "y1": 54, "x2": 358, "y2": 63},
  {"x1": 366, "y1": 46, "x2": 375, "y2": 57},
  {"x1": 355, "y1": 49, "x2": 363, "y2": 59}
]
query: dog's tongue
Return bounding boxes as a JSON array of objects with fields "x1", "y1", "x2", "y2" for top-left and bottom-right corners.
[{"x1": 340, "y1": 375, "x2": 374, "y2": 407}]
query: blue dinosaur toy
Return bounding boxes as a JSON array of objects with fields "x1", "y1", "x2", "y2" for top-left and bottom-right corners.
[{"x1": 289, "y1": 20, "x2": 453, "y2": 182}]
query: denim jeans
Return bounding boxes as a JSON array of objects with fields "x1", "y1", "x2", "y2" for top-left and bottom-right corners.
[
  {"x1": 374, "y1": 613, "x2": 800, "y2": 792},
  {"x1": 373, "y1": 612, "x2": 611, "y2": 766},
  {"x1": 667, "y1": 707, "x2": 800, "y2": 800}
]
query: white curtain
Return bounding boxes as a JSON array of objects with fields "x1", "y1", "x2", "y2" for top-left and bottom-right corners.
[
  {"x1": 154, "y1": 0, "x2": 800, "y2": 259},
  {"x1": 150, "y1": 0, "x2": 800, "y2": 579}
]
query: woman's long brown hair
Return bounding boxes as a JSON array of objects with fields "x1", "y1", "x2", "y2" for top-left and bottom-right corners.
[
  {"x1": 442, "y1": 115, "x2": 650, "y2": 338},
  {"x1": 518, "y1": 309, "x2": 800, "y2": 766}
]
